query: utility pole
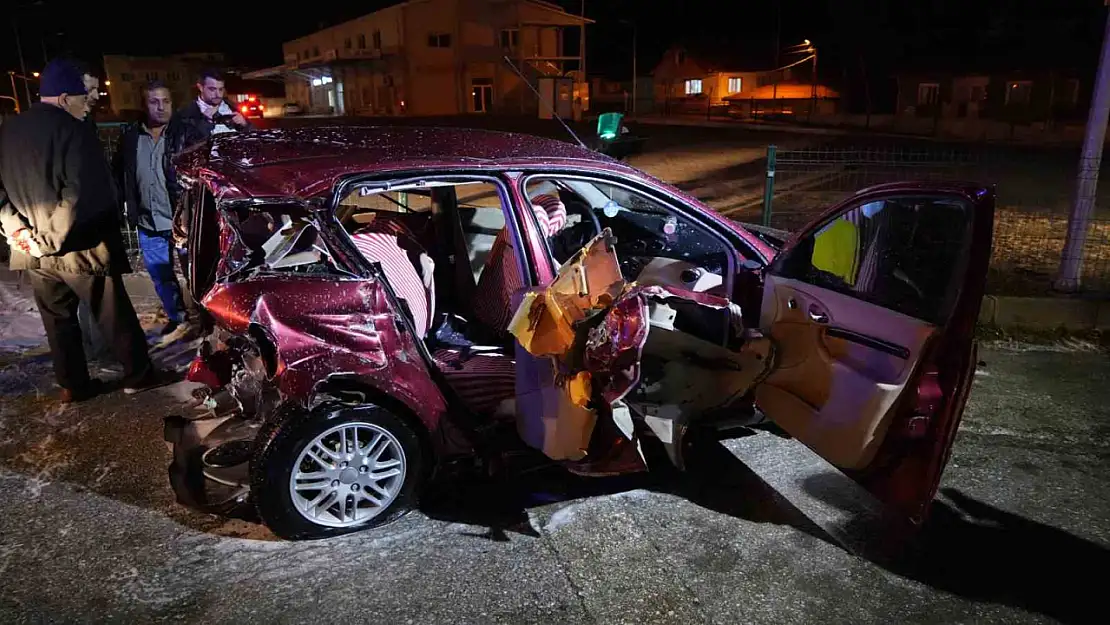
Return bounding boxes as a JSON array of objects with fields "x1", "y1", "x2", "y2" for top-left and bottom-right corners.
[
  {"x1": 12, "y1": 19, "x2": 32, "y2": 109},
  {"x1": 1056, "y1": 6, "x2": 1110, "y2": 291},
  {"x1": 632, "y1": 23, "x2": 637, "y2": 116}
]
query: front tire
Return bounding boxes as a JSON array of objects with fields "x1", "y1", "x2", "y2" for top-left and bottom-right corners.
[{"x1": 251, "y1": 404, "x2": 424, "y2": 540}]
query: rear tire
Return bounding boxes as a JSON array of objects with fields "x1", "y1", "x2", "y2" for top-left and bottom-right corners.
[{"x1": 251, "y1": 404, "x2": 424, "y2": 540}]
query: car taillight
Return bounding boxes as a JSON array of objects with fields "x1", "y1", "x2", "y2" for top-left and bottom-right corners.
[
  {"x1": 259, "y1": 104, "x2": 265, "y2": 111},
  {"x1": 240, "y1": 104, "x2": 248, "y2": 113}
]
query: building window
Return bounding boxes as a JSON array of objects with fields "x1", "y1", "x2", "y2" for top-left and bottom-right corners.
[
  {"x1": 500, "y1": 29, "x2": 519, "y2": 48},
  {"x1": 428, "y1": 33, "x2": 452, "y2": 48},
  {"x1": 373, "y1": 30, "x2": 382, "y2": 49},
  {"x1": 917, "y1": 82, "x2": 939, "y2": 106},
  {"x1": 358, "y1": 34, "x2": 367, "y2": 49},
  {"x1": 345, "y1": 37, "x2": 352, "y2": 49},
  {"x1": 727, "y1": 77, "x2": 742, "y2": 93},
  {"x1": 121, "y1": 72, "x2": 133, "y2": 81},
  {"x1": 684, "y1": 79, "x2": 702, "y2": 95},
  {"x1": 313, "y1": 46, "x2": 320, "y2": 57},
  {"x1": 167, "y1": 72, "x2": 180, "y2": 82},
  {"x1": 304, "y1": 48, "x2": 310, "y2": 59},
  {"x1": 1006, "y1": 80, "x2": 1033, "y2": 106},
  {"x1": 676, "y1": 50, "x2": 686, "y2": 65}
]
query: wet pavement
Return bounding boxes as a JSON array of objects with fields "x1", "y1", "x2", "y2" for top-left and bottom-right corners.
[{"x1": 1, "y1": 330, "x2": 1108, "y2": 624}]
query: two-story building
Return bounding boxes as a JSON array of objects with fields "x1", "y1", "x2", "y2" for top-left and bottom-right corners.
[
  {"x1": 245, "y1": 0, "x2": 590, "y2": 117},
  {"x1": 103, "y1": 53, "x2": 225, "y2": 114}
]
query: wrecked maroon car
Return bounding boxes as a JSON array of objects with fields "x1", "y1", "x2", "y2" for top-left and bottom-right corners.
[{"x1": 165, "y1": 126, "x2": 994, "y2": 540}]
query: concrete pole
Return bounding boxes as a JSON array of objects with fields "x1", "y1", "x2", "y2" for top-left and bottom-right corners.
[{"x1": 1056, "y1": 6, "x2": 1110, "y2": 291}]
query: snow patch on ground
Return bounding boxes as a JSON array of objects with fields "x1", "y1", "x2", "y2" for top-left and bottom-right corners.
[
  {"x1": 0, "y1": 279, "x2": 45, "y2": 351},
  {"x1": 543, "y1": 489, "x2": 655, "y2": 533}
]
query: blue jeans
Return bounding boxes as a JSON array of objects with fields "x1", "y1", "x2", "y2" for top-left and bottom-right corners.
[{"x1": 138, "y1": 229, "x2": 185, "y2": 324}]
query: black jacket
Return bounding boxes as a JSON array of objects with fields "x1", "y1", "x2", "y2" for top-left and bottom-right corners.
[
  {"x1": 0, "y1": 103, "x2": 130, "y2": 275},
  {"x1": 164, "y1": 99, "x2": 251, "y2": 241},
  {"x1": 113, "y1": 122, "x2": 174, "y2": 230}
]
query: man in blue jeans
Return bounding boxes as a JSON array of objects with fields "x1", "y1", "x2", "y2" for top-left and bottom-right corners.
[{"x1": 113, "y1": 80, "x2": 193, "y2": 342}]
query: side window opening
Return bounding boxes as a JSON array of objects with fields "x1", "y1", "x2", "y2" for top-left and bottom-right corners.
[
  {"x1": 522, "y1": 176, "x2": 733, "y2": 299},
  {"x1": 778, "y1": 196, "x2": 973, "y2": 324},
  {"x1": 336, "y1": 178, "x2": 527, "y2": 344}
]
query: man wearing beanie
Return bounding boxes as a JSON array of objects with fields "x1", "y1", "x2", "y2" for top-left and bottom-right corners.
[{"x1": 0, "y1": 58, "x2": 165, "y2": 403}]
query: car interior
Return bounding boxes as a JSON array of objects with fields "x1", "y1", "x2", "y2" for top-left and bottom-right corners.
[{"x1": 333, "y1": 174, "x2": 757, "y2": 427}]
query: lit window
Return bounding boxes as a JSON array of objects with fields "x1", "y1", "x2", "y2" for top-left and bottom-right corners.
[
  {"x1": 684, "y1": 79, "x2": 703, "y2": 95},
  {"x1": 728, "y1": 77, "x2": 742, "y2": 93}
]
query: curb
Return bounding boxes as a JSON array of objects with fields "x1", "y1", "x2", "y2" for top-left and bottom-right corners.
[{"x1": 979, "y1": 295, "x2": 1109, "y2": 331}]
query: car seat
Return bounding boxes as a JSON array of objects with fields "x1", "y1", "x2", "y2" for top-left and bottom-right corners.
[
  {"x1": 471, "y1": 195, "x2": 568, "y2": 336},
  {"x1": 350, "y1": 224, "x2": 435, "y2": 338}
]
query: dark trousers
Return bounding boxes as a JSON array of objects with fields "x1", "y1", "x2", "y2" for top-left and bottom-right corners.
[{"x1": 28, "y1": 268, "x2": 153, "y2": 390}]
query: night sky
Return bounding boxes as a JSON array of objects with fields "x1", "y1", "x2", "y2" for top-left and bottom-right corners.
[{"x1": 2, "y1": 0, "x2": 1106, "y2": 87}]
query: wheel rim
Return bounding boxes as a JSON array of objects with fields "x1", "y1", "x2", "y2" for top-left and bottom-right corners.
[{"x1": 288, "y1": 421, "x2": 407, "y2": 528}]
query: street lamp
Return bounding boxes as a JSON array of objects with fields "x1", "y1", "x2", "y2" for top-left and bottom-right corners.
[{"x1": 32, "y1": 71, "x2": 39, "y2": 78}]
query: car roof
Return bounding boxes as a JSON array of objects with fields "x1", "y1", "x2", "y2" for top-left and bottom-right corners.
[{"x1": 185, "y1": 125, "x2": 635, "y2": 200}]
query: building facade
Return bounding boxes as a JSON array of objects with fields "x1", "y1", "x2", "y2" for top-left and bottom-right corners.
[
  {"x1": 895, "y1": 70, "x2": 1087, "y2": 125},
  {"x1": 245, "y1": 0, "x2": 590, "y2": 117},
  {"x1": 103, "y1": 53, "x2": 225, "y2": 114}
]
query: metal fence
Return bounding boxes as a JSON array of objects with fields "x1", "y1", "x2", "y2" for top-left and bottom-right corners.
[
  {"x1": 738, "y1": 143, "x2": 1110, "y2": 296},
  {"x1": 94, "y1": 123, "x2": 144, "y2": 268}
]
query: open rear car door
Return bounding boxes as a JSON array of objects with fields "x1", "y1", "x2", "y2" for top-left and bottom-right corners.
[{"x1": 754, "y1": 183, "x2": 995, "y2": 527}]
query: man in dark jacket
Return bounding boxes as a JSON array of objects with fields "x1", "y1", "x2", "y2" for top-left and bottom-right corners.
[
  {"x1": 0, "y1": 58, "x2": 162, "y2": 402},
  {"x1": 165, "y1": 68, "x2": 251, "y2": 253},
  {"x1": 164, "y1": 68, "x2": 251, "y2": 204},
  {"x1": 114, "y1": 80, "x2": 193, "y2": 342}
]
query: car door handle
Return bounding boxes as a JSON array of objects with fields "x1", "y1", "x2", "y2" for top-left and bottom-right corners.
[{"x1": 808, "y1": 305, "x2": 829, "y2": 324}]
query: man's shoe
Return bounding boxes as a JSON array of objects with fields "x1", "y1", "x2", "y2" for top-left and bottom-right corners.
[
  {"x1": 59, "y1": 379, "x2": 104, "y2": 404},
  {"x1": 160, "y1": 320, "x2": 181, "y2": 336},
  {"x1": 123, "y1": 369, "x2": 178, "y2": 395}
]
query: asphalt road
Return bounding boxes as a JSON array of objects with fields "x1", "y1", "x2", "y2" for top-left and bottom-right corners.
[{"x1": 1, "y1": 332, "x2": 1107, "y2": 624}]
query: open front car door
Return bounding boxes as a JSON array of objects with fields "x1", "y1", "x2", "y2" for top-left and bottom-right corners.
[{"x1": 754, "y1": 183, "x2": 995, "y2": 527}]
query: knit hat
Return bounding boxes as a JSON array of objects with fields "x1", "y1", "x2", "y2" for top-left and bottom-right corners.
[{"x1": 39, "y1": 58, "x2": 88, "y2": 98}]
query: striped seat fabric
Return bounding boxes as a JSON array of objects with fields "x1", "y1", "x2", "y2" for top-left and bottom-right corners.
[
  {"x1": 350, "y1": 230, "x2": 435, "y2": 337},
  {"x1": 432, "y1": 348, "x2": 516, "y2": 416},
  {"x1": 471, "y1": 194, "x2": 568, "y2": 334}
]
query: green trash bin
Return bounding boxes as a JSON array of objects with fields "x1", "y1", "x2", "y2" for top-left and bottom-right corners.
[{"x1": 597, "y1": 112, "x2": 623, "y2": 141}]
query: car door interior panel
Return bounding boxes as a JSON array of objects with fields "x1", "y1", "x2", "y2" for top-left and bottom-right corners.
[{"x1": 756, "y1": 278, "x2": 936, "y2": 469}]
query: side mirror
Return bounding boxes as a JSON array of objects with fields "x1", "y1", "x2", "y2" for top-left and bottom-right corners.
[{"x1": 739, "y1": 258, "x2": 762, "y2": 272}]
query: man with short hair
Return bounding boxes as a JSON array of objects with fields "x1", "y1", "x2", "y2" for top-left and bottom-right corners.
[
  {"x1": 0, "y1": 58, "x2": 164, "y2": 402},
  {"x1": 165, "y1": 68, "x2": 251, "y2": 247},
  {"x1": 165, "y1": 68, "x2": 250, "y2": 159},
  {"x1": 114, "y1": 80, "x2": 193, "y2": 342}
]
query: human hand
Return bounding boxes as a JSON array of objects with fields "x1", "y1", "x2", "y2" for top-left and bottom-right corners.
[
  {"x1": 231, "y1": 113, "x2": 247, "y2": 127},
  {"x1": 8, "y1": 228, "x2": 43, "y2": 258}
]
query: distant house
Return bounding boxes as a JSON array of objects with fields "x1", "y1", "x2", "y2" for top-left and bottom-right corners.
[
  {"x1": 895, "y1": 69, "x2": 1086, "y2": 124},
  {"x1": 651, "y1": 43, "x2": 762, "y2": 112},
  {"x1": 651, "y1": 42, "x2": 838, "y2": 117}
]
